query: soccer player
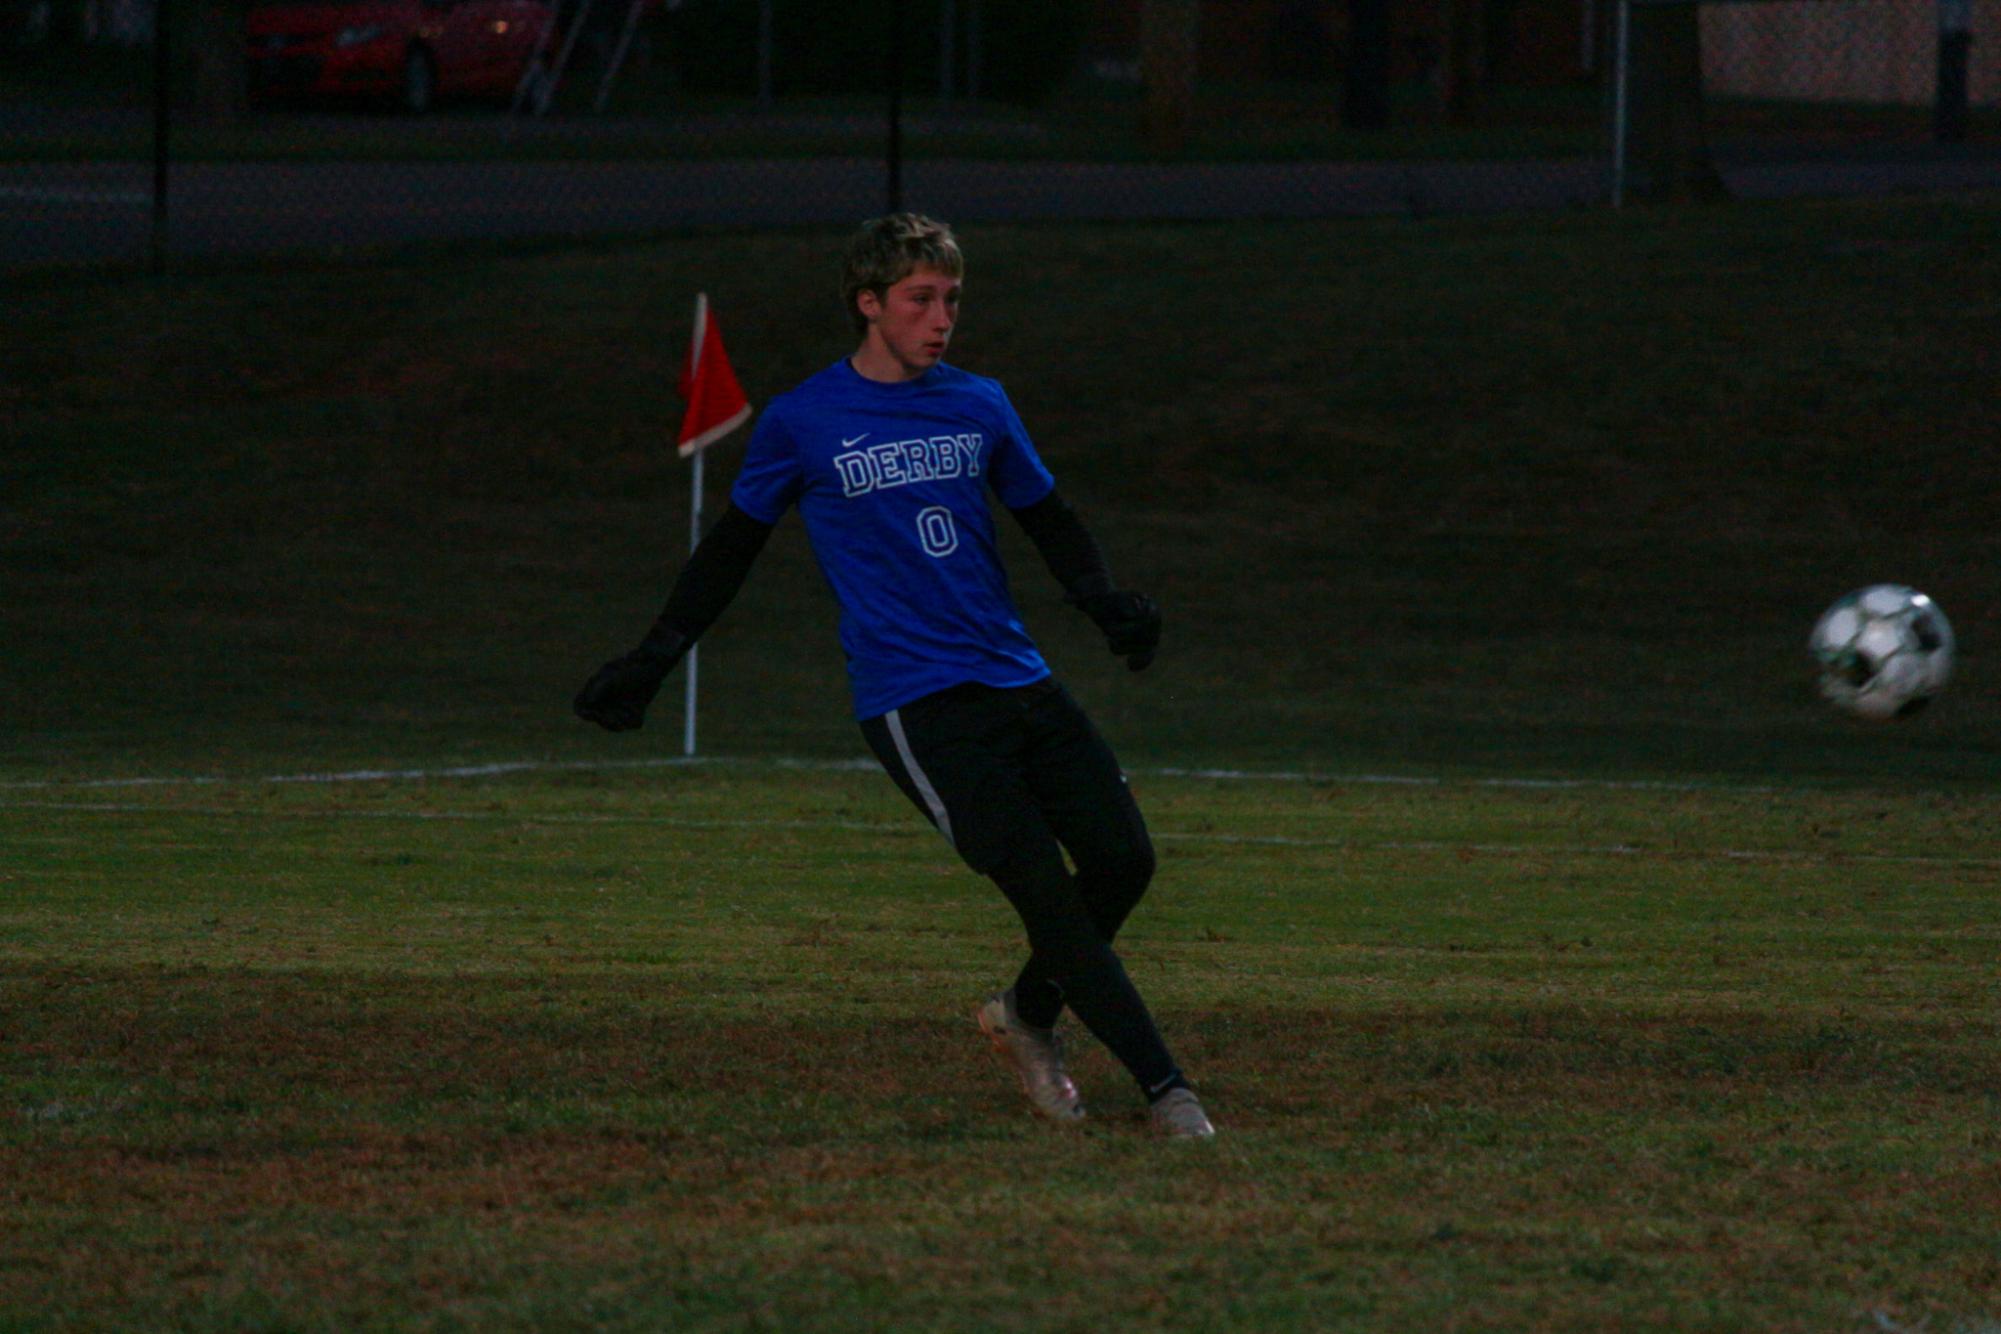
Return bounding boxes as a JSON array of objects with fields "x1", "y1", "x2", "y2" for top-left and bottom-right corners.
[{"x1": 573, "y1": 213, "x2": 1214, "y2": 1138}]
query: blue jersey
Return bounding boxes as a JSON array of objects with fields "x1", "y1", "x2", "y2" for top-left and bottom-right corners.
[{"x1": 730, "y1": 359, "x2": 1058, "y2": 720}]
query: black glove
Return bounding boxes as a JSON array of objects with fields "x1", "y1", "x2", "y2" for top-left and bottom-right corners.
[
  {"x1": 572, "y1": 628, "x2": 689, "y2": 732},
  {"x1": 1072, "y1": 589, "x2": 1161, "y2": 672}
]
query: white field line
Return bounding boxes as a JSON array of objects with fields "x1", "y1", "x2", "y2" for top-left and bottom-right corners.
[
  {"x1": 6, "y1": 799, "x2": 1998, "y2": 870},
  {"x1": 0, "y1": 756, "x2": 847, "y2": 791},
  {"x1": 1152, "y1": 765, "x2": 1775, "y2": 794},
  {"x1": 0, "y1": 753, "x2": 1770, "y2": 795},
  {"x1": 0, "y1": 186, "x2": 151, "y2": 206}
]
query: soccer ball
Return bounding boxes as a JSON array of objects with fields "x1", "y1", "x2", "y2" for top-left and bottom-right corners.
[{"x1": 1808, "y1": 585, "x2": 1955, "y2": 721}]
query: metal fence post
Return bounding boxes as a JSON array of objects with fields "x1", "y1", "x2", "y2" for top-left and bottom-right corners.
[
  {"x1": 1610, "y1": 0, "x2": 1632, "y2": 208},
  {"x1": 964, "y1": 0, "x2": 980, "y2": 100},
  {"x1": 887, "y1": 0, "x2": 904, "y2": 211},
  {"x1": 151, "y1": 0, "x2": 170, "y2": 272},
  {"x1": 757, "y1": 0, "x2": 774, "y2": 109},
  {"x1": 938, "y1": 0, "x2": 954, "y2": 107},
  {"x1": 1936, "y1": 0, "x2": 1971, "y2": 144}
]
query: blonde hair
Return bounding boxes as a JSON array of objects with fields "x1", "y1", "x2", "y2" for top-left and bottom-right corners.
[{"x1": 840, "y1": 212, "x2": 964, "y2": 336}]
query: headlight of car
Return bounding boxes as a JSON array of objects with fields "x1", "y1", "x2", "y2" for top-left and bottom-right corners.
[{"x1": 333, "y1": 23, "x2": 387, "y2": 46}]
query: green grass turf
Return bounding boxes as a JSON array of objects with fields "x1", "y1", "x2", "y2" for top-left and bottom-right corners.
[
  {"x1": 3, "y1": 767, "x2": 1999, "y2": 1329},
  {"x1": 4, "y1": 197, "x2": 2001, "y2": 1327}
]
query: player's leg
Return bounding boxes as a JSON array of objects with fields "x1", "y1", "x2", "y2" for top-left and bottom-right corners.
[
  {"x1": 981, "y1": 817, "x2": 1186, "y2": 1110},
  {"x1": 1010, "y1": 680, "x2": 1214, "y2": 1137},
  {"x1": 861, "y1": 689, "x2": 1085, "y2": 1121},
  {"x1": 1007, "y1": 680, "x2": 1155, "y2": 1030},
  {"x1": 860, "y1": 686, "x2": 1189, "y2": 1120}
]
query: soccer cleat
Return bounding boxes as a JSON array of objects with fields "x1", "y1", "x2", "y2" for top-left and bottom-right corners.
[
  {"x1": 976, "y1": 990, "x2": 1085, "y2": 1125},
  {"x1": 1149, "y1": 1088, "x2": 1215, "y2": 1139}
]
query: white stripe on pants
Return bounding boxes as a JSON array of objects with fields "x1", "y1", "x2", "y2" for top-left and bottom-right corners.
[{"x1": 884, "y1": 708, "x2": 954, "y2": 847}]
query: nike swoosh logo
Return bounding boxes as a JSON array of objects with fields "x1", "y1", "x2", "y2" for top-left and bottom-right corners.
[{"x1": 841, "y1": 434, "x2": 870, "y2": 449}]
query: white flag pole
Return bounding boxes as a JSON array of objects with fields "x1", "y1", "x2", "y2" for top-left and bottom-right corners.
[
  {"x1": 683, "y1": 447, "x2": 702, "y2": 758},
  {"x1": 682, "y1": 293, "x2": 708, "y2": 759}
]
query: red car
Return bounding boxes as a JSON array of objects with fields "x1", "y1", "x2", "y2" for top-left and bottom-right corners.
[{"x1": 246, "y1": 0, "x2": 556, "y2": 113}]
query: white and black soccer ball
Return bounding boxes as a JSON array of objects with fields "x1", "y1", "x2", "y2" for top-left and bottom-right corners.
[{"x1": 1808, "y1": 584, "x2": 1955, "y2": 721}]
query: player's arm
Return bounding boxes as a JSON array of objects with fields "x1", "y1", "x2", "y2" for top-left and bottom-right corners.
[
  {"x1": 1009, "y1": 488, "x2": 1161, "y2": 672},
  {"x1": 572, "y1": 503, "x2": 775, "y2": 731}
]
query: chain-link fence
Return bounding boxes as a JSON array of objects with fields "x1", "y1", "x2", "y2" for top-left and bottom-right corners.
[
  {"x1": 1611, "y1": 0, "x2": 2000, "y2": 202},
  {"x1": 4, "y1": 0, "x2": 1997, "y2": 271}
]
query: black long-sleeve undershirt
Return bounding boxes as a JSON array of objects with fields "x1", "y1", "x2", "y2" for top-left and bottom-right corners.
[
  {"x1": 641, "y1": 488, "x2": 1115, "y2": 653},
  {"x1": 1009, "y1": 489, "x2": 1116, "y2": 603},
  {"x1": 641, "y1": 503, "x2": 775, "y2": 651}
]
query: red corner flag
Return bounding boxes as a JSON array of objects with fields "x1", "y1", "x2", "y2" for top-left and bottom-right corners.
[{"x1": 676, "y1": 292, "x2": 751, "y2": 457}]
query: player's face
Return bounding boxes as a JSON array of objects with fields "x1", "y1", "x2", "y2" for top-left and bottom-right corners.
[{"x1": 859, "y1": 265, "x2": 961, "y2": 379}]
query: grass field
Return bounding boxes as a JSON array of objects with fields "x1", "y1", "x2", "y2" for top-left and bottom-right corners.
[
  {"x1": 4, "y1": 195, "x2": 2000, "y2": 1328},
  {"x1": 5, "y1": 767, "x2": 2000, "y2": 1328}
]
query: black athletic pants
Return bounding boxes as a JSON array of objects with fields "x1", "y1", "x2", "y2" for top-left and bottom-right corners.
[{"x1": 860, "y1": 677, "x2": 1186, "y2": 1100}]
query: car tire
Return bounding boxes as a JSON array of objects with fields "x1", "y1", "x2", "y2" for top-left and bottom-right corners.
[{"x1": 399, "y1": 47, "x2": 436, "y2": 114}]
